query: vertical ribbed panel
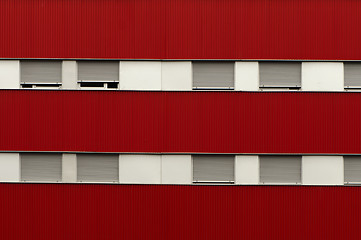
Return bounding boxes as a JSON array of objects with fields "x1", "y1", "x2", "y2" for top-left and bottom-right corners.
[
  {"x1": 77, "y1": 154, "x2": 119, "y2": 182},
  {"x1": 77, "y1": 61, "x2": 119, "y2": 81},
  {"x1": 192, "y1": 62, "x2": 234, "y2": 89},
  {"x1": 192, "y1": 155, "x2": 234, "y2": 183},
  {"x1": 259, "y1": 62, "x2": 301, "y2": 87},
  {"x1": 21, "y1": 61, "x2": 62, "y2": 83},
  {"x1": 0, "y1": 0, "x2": 361, "y2": 59},
  {"x1": 344, "y1": 156, "x2": 361, "y2": 183},
  {"x1": 260, "y1": 156, "x2": 301, "y2": 184}
]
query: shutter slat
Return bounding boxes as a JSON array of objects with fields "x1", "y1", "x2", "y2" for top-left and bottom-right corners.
[
  {"x1": 78, "y1": 61, "x2": 119, "y2": 81},
  {"x1": 344, "y1": 63, "x2": 361, "y2": 87},
  {"x1": 21, "y1": 61, "x2": 62, "y2": 83},
  {"x1": 21, "y1": 153, "x2": 62, "y2": 181},
  {"x1": 77, "y1": 154, "x2": 119, "y2": 182},
  {"x1": 193, "y1": 62, "x2": 234, "y2": 88},
  {"x1": 260, "y1": 156, "x2": 301, "y2": 183},
  {"x1": 193, "y1": 155, "x2": 234, "y2": 182},
  {"x1": 259, "y1": 62, "x2": 301, "y2": 87},
  {"x1": 344, "y1": 156, "x2": 361, "y2": 183}
]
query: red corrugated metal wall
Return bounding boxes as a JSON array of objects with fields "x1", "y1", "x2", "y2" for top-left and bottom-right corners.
[
  {"x1": 0, "y1": 183, "x2": 359, "y2": 240},
  {"x1": 1, "y1": 0, "x2": 361, "y2": 60},
  {"x1": 1, "y1": 90, "x2": 360, "y2": 154}
]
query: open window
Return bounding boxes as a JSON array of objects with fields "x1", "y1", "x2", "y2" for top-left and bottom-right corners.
[
  {"x1": 20, "y1": 60, "x2": 62, "y2": 89},
  {"x1": 344, "y1": 156, "x2": 361, "y2": 184},
  {"x1": 77, "y1": 61, "x2": 119, "y2": 90},
  {"x1": 344, "y1": 63, "x2": 361, "y2": 91}
]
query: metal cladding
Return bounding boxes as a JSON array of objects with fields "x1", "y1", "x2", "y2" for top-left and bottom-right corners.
[
  {"x1": 0, "y1": 183, "x2": 360, "y2": 240},
  {"x1": 0, "y1": 0, "x2": 361, "y2": 60},
  {"x1": 0, "y1": 90, "x2": 360, "y2": 154}
]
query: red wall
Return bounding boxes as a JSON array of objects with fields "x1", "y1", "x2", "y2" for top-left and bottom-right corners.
[
  {"x1": 1, "y1": 0, "x2": 361, "y2": 60},
  {"x1": 0, "y1": 90, "x2": 360, "y2": 154},
  {"x1": 0, "y1": 183, "x2": 360, "y2": 240}
]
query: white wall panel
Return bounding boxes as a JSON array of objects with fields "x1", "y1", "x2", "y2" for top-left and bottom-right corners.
[
  {"x1": 302, "y1": 62, "x2": 343, "y2": 91},
  {"x1": 119, "y1": 155, "x2": 161, "y2": 184},
  {"x1": 302, "y1": 156, "x2": 343, "y2": 185},
  {"x1": 235, "y1": 62, "x2": 259, "y2": 91},
  {"x1": 161, "y1": 155, "x2": 192, "y2": 184},
  {"x1": 235, "y1": 155, "x2": 259, "y2": 184},
  {"x1": 120, "y1": 61, "x2": 162, "y2": 90},
  {"x1": 62, "y1": 154, "x2": 77, "y2": 183},
  {"x1": 62, "y1": 61, "x2": 77, "y2": 89},
  {"x1": 161, "y1": 61, "x2": 192, "y2": 90},
  {"x1": 0, "y1": 60, "x2": 19, "y2": 89},
  {"x1": 0, "y1": 153, "x2": 20, "y2": 182}
]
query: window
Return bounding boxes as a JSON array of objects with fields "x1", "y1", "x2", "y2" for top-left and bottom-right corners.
[
  {"x1": 259, "y1": 62, "x2": 301, "y2": 90},
  {"x1": 77, "y1": 61, "x2": 119, "y2": 89},
  {"x1": 260, "y1": 156, "x2": 301, "y2": 184},
  {"x1": 192, "y1": 62, "x2": 234, "y2": 90},
  {"x1": 344, "y1": 156, "x2": 361, "y2": 184},
  {"x1": 77, "y1": 154, "x2": 119, "y2": 182},
  {"x1": 21, "y1": 153, "x2": 62, "y2": 182},
  {"x1": 20, "y1": 60, "x2": 62, "y2": 89},
  {"x1": 192, "y1": 155, "x2": 234, "y2": 184},
  {"x1": 344, "y1": 63, "x2": 361, "y2": 90}
]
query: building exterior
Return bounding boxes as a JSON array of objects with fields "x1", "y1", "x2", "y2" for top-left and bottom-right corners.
[{"x1": 1, "y1": 0, "x2": 361, "y2": 239}]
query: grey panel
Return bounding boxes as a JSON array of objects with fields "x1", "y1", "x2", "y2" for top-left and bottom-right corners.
[
  {"x1": 77, "y1": 154, "x2": 119, "y2": 182},
  {"x1": 344, "y1": 156, "x2": 361, "y2": 183},
  {"x1": 344, "y1": 63, "x2": 361, "y2": 87},
  {"x1": 78, "y1": 61, "x2": 119, "y2": 81},
  {"x1": 259, "y1": 62, "x2": 301, "y2": 87},
  {"x1": 260, "y1": 156, "x2": 301, "y2": 184},
  {"x1": 21, "y1": 61, "x2": 62, "y2": 83},
  {"x1": 193, "y1": 62, "x2": 234, "y2": 88},
  {"x1": 21, "y1": 153, "x2": 62, "y2": 182},
  {"x1": 193, "y1": 155, "x2": 234, "y2": 183}
]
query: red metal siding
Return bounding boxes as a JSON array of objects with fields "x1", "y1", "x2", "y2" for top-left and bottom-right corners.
[
  {"x1": 0, "y1": 90, "x2": 360, "y2": 154},
  {"x1": 0, "y1": 183, "x2": 360, "y2": 240},
  {"x1": 1, "y1": 0, "x2": 361, "y2": 60}
]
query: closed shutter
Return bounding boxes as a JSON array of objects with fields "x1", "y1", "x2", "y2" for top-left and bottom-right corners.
[
  {"x1": 21, "y1": 153, "x2": 62, "y2": 182},
  {"x1": 344, "y1": 156, "x2": 361, "y2": 183},
  {"x1": 193, "y1": 62, "x2": 234, "y2": 89},
  {"x1": 193, "y1": 155, "x2": 234, "y2": 183},
  {"x1": 78, "y1": 61, "x2": 119, "y2": 81},
  {"x1": 77, "y1": 154, "x2": 119, "y2": 182},
  {"x1": 344, "y1": 63, "x2": 361, "y2": 87},
  {"x1": 259, "y1": 62, "x2": 301, "y2": 87},
  {"x1": 260, "y1": 156, "x2": 301, "y2": 184},
  {"x1": 21, "y1": 61, "x2": 62, "y2": 83}
]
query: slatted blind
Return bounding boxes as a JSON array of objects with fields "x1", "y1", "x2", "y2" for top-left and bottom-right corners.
[
  {"x1": 21, "y1": 61, "x2": 62, "y2": 83},
  {"x1": 193, "y1": 155, "x2": 234, "y2": 183},
  {"x1": 344, "y1": 63, "x2": 361, "y2": 87},
  {"x1": 21, "y1": 153, "x2": 62, "y2": 182},
  {"x1": 77, "y1": 154, "x2": 119, "y2": 182},
  {"x1": 344, "y1": 156, "x2": 361, "y2": 183},
  {"x1": 259, "y1": 62, "x2": 301, "y2": 87},
  {"x1": 260, "y1": 156, "x2": 301, "y2": 184},
  {"x1": 193, "y1": 62, "x2": 234, "y2": 89},
  {"x1": 78, "y1": 61, "x2": 119, "y2": 81}
]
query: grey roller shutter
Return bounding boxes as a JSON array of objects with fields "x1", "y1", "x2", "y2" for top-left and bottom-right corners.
[
  {"x1": 344, "y1": 63, "x2": 361, "y2": 87},
  {"x1": 259, "y1": 62, "x2": 301, "y2": 87},
  {"x1": 260, "y1": 156, "x2": 301, "y2": 184},
  {"x1": 77, "y1": 154, "x2": 119, "y2": 182},
  {"x1": 193, "y1": 62, "x2": 234, "y2": 89},
  {"x1": 21, "y1": 61, "x2": 62, "y2": 83},
  {"x1": 344, "y1": 156, "x2": 361, "y2": 183},
  {"x1": 193, "y1": 155, "x2": 234, "y2": 183},
  {"x1": 78, "y1": 61, "x2": 119, "y2": 81},
  {"x1": 21, "y1": 153, "x2": 62, "y2": 182}
]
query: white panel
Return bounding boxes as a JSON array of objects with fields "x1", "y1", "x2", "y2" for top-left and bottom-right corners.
[
  {"x1": 302, "y1": 62, "x2": 343, "y2": 91},
  {"x1": 62, "y1": 154, "x2": 77, "y2": 183},
  {"x1": 0, "y1": 60, "x2": 19, "y2": 89},
  {"x1": 119, "y1": 155, "x2": 161, "y2": 184},
  {"x1": 235, "y1": 62, "x2": 259, "y2": 91},
  {"x1": 120, "y1": 61, "x2": 162, "y2": 90},
  {"x1": 235, "y1": 155, "x2": 259, "y2": 184},
  {"x1": 161, "y1": 61, "x2": 192, "y2": 90},
  {"x1": 0, "y1": 153, "x2": 20, "y2": 182},
  {"x1": 161, "y1": 155, "x2": 192, "y2": 184},
  {"x1": 62, "y1": 61, "x2": 77, "y2": 89},
  {"x1": 302, "y1": 156, "x2": 343, "y2": 185}
]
